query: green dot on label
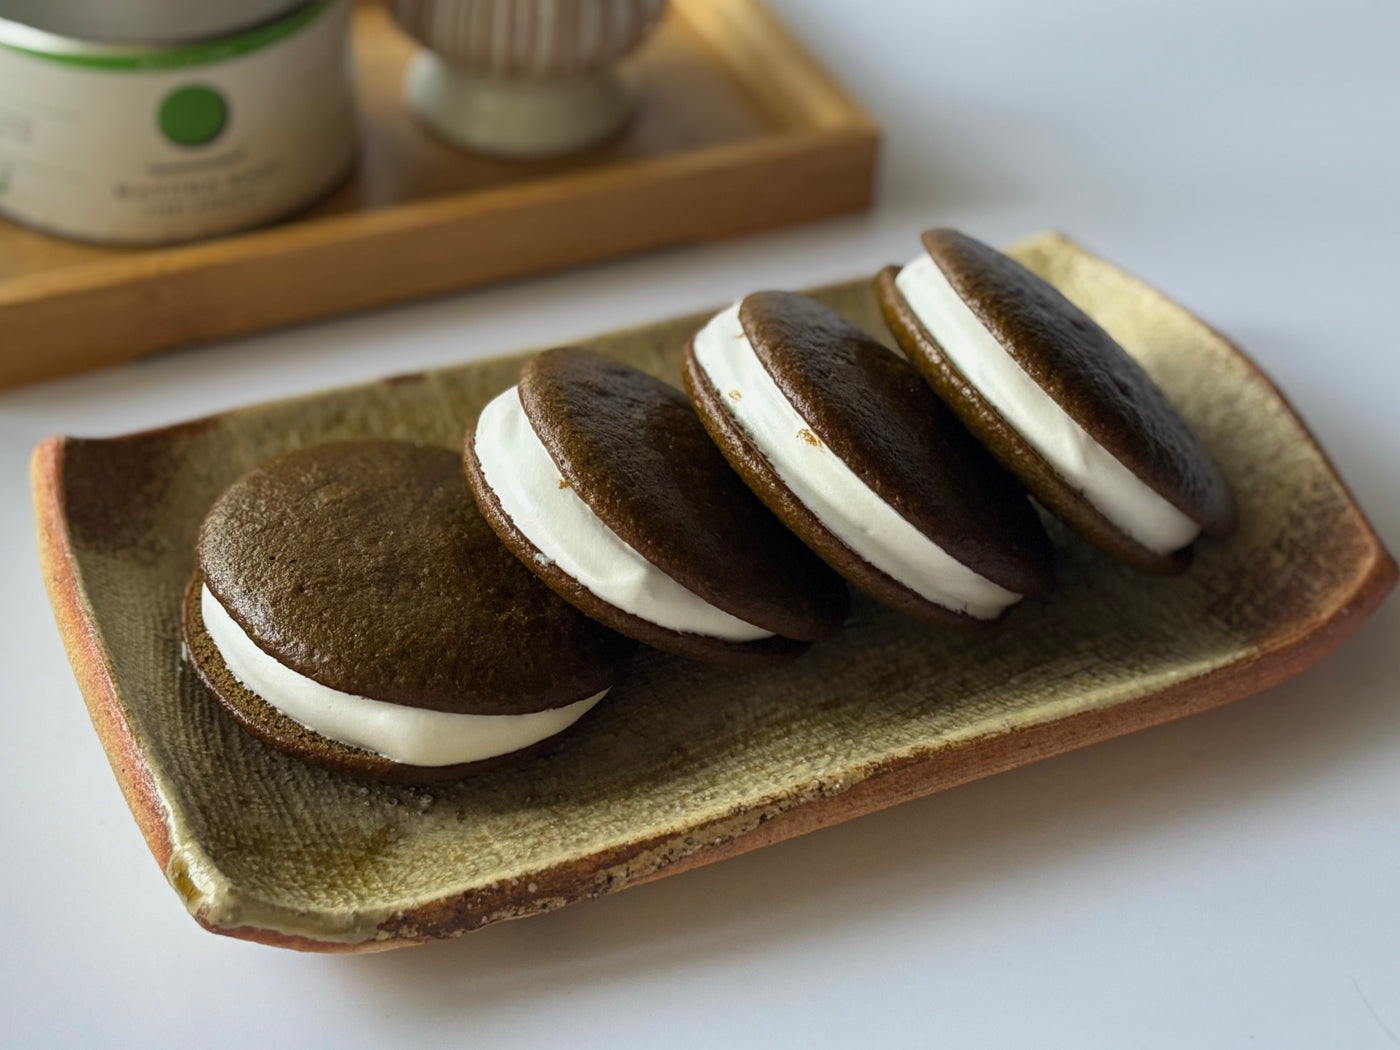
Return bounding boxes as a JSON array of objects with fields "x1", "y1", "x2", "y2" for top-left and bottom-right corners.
[{"x1": 159, "y1": 86, "x2": 228, "y2": 147}]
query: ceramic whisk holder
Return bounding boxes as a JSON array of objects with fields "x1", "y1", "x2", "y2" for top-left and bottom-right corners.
[{"x1": 389, "y1": 0, "x2": 666, "y2": 157}]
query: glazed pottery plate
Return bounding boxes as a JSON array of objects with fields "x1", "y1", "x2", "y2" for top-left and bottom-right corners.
[{"x1": 32, "y1": 233, "x2": 1395, "y2": 952}]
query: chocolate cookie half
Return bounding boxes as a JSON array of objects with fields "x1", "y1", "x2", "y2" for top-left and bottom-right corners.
[
  {"x1": 184, "y1": 441, "x2": 635, "y2": 781},
  {"x1": 465, "y1": 348, "x2": 849, "y2": 663},
  {"x1": 877, "y1": 228, "x2": 1237, "y2": 573},
  {"x1": 683, "y1": 291, "x2": 1054, "y2": 625}
]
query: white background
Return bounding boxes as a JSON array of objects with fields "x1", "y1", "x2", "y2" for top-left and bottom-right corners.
[{"x1": 3, "y1": 1, "x2": 1398, "y2": 1046}]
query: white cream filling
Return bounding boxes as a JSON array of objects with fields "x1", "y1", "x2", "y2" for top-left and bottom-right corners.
[
  {"x1": 473, "y1": 387, "x2": 774, "y2": 643},
  {"x1": 896, "y1": 253, "x2": 1200, "y2": 555},
  {"x1": 201, "y1": 585, "x2": 604, "y2": 767},
  {"x1": 692, "y1": 302, "x2": 1021, "y2": 620}
]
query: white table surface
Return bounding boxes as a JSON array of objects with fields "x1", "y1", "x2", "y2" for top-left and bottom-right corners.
[{"x1": 3, "y1": 1, "x2": 1398, "y2": 1046}]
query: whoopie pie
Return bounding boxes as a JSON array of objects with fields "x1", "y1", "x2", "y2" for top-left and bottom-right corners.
[
  {"x1": 683, "y1": 290, "x2": 1054, "y2": 624},
  {"x1": 465, "y1": 348, "x2": 850, "y2": 663},
  {"x1": 184, "y1": 440, "x2": 635, "y2": 781},
  {"x1": 876, "y1": 229, "x2": 1236, "y2": 572}
]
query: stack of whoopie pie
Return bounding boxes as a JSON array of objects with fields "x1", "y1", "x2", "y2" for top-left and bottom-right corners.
[{"x1": 183, "y1": 229, "x2": 1235, "y2": 781}]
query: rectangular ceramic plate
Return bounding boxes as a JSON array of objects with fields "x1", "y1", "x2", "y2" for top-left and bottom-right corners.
[
  {"x1": 32, "y1": 232, "x2": 1395, "y2": 952},
  {"x1": 0, "y1": 0, "x2": 878, "y2": 390}
]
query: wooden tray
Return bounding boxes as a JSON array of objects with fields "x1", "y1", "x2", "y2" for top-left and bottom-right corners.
[
  {"x1": 32, "y1": 232, "x2": 1395, "y2": 952},
  {"x1": 0, "y1": 0, "x2": 878, "y2": 391}
]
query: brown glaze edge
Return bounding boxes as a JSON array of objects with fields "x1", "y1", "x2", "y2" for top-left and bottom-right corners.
[
  {"x1": 875, "y1": 265, "x2": 1191, "y2": 576},
  {"x1": 682, "y1": 338, "x2": 986, "y2": 628},
  {"x1": 462, "y1": 421, "x2": 809, "y2": 665},
  {"x1": 30, "y1": 436, "x2": 176, "y2": 875}
]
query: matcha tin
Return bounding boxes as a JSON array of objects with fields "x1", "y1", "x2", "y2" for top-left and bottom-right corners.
[{"x1": 0, "y1": 0, "x2": 355, "y2": 245}]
